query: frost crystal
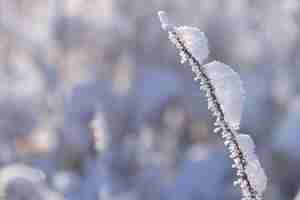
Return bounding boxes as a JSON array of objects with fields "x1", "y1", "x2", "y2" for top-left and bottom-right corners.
[
  {"x1": 203, "y1": 61, "x2": 245, "y2": 129},
  {"x1": 236, "y1": 134, "x2": 267, "y2": 196},
  {"x1": 176, "y1": 26, "x2": 209, "y2": 65}
]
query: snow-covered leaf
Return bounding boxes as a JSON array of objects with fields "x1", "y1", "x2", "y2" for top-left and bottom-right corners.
[{"x1": 203, "y1": 61, "x2": 245, "y2": 129}]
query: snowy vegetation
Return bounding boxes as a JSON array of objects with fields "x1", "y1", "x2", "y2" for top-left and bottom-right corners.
[
  {"x1": 0, "y1": 1, "x2": 300, "y2": 200},
  {"x1": 158, "y1": 11, "x2": 267, "y2": 200}
]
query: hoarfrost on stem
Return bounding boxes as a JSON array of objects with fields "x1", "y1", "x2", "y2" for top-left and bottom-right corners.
[
  {"x1": 176, "y1": 26, "x2": 209, "y2": 65},
  {"x1": 157, "y1": 10, "x2": 267, "y2": 200},
  {"x1": 158, "y1": 11, "x2": 209, "y2": 65},
  {"x1": 203, "y1": 61, "x2": 245, "y2": 129},
  {"x1": 236, "y1": 134, "x2": 268, "y2": 196}
]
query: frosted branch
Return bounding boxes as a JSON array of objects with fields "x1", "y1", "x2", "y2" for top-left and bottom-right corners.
[{"x1": 157, "y1": 11, "x2": 267, "y2": 200}]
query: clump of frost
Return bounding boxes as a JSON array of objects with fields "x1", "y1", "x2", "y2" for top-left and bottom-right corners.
[
  {"x1": 176, "y1": 26, "x2": 209, "y2": 65},
  {"x1": 158, "y1": 11, "x2": 209, "y2": 65},
  {"x1": 236, "y1": 134, "x2": 267, "y2": 196},
  {"x1": 203, "y1": 61, "x2": 245, "y2": 129}
]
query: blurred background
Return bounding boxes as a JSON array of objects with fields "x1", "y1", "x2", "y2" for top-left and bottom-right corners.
[{"x1": 0, "y1": 0, "x2": 299, "y2": 199}]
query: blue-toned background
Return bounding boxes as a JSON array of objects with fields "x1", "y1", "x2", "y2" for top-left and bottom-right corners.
[{"x1": 0, "y1": 0, "x2": 299, "y2": 199}]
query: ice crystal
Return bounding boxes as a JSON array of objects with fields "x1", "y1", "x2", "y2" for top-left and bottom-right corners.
[{"x1": 158, "y1": 11, "x2": 267, "y2": 200}]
